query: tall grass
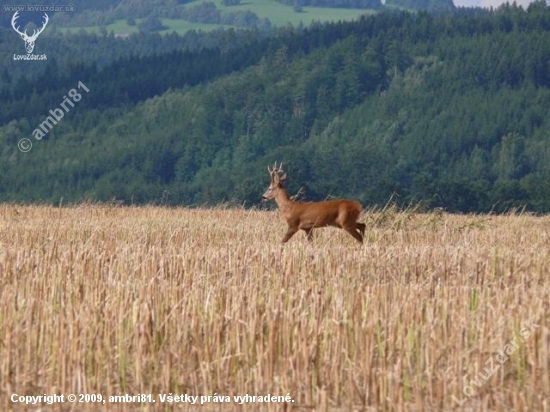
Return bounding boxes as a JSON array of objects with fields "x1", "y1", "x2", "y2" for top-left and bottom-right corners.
[{"x1": 0, "y1": 205, "x2": 548, "y2": 411}]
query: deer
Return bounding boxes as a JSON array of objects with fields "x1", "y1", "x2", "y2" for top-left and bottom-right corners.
[
  {"x1": 11, "y1": 12, "x2": 49, "y2": 54},
  {"x1": 262, "y1": 162, "x2": 366, "y2": 243}
]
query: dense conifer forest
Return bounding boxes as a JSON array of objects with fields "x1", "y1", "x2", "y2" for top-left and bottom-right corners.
[{"x1": 2, "y1": 1, "x2": 550, "y2": 212}]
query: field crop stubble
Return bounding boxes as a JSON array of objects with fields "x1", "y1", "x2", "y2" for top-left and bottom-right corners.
[{"x1": 0, "y1": 204, "x2": 548, "y2": 411}]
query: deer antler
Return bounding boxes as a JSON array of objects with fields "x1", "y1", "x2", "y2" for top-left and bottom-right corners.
[{"x1": 267, "y1": 162, "x2": 286, "y2": 183}]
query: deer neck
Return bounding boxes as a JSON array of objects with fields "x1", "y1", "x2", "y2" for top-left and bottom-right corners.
[{"x1": 274, "y1": 187, "x2": 294, "y2": 214}]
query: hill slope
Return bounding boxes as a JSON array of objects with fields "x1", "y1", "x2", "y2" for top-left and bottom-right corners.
[
  {"x1": 2, "y1": 3, "x2": 550, "y2": 212},
  {"x1": 2, "y1": 0, "x2": 381, "y2": 33}
]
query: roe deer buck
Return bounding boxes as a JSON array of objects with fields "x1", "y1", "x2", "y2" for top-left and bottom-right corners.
[{"x1": 262, "y1": 162, "x2": 366, "y2": 243}]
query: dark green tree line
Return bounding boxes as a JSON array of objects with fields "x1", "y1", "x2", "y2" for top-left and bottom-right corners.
[{"x1": 2, "y1": 3, "x2": 550, "y2": 212}]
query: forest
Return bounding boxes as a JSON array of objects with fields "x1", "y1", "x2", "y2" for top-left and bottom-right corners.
[{"x1": 2, "y1": 2, "x2": 550, "y2": 212}]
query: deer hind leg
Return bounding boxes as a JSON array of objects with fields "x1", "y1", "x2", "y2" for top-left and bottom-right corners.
[{"x1": 282, "y1": 226, "x2": 299, "y2": 243}]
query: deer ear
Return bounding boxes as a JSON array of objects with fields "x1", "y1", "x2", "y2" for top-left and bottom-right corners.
[{"x1": 279, "y1": 173, "x2": 287, "y2": 182}]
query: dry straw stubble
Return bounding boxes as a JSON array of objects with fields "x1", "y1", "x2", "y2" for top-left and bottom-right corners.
[{"x1": 0, "y1": 204, "x2": 548, "y2": 411}]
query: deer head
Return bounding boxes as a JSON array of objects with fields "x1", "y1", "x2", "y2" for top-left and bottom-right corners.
[
  {"x1": 12, "y1": 12, "x2": 49, "y2": 54},
  {"x1": 262, "y1": 162, "x2": 286, "y2": 201}
]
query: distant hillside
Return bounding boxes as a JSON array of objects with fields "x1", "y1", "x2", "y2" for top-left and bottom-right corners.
[
  {"x1": 385, "y1": 0, "x2": 455, "y2": 11},
  {"x1": 2, "y1": 3, "x2": 550, "y2": 212},
  {"x1": 1, "y1": 0, "x2": 455, "y2": 36},
  {"x1": 2, "y1": 0, "x2": 381, "y2": 33},
  {"x1": 274, "y1": 0, "x2": 383, "y2": 9}
]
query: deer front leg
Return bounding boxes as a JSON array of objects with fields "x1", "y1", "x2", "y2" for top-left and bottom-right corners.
[
  {"x1": 302, "y1": 228, "x2": 314, "y2": 242},
  {"x1": 282, "y1": 226, "x2": 299, "y2": 243},
  {"x1": 343, "y1": 224, "x2": 363, "y2": 243}
]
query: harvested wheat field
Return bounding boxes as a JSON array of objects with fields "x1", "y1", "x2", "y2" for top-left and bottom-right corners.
[{"x1": 0, "y1": 204, "x2": 548, "y2": 411}]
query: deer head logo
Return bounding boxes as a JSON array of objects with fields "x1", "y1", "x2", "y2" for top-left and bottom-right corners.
[{"x1": 11, "y1": 12, "x2": 49, "y2": 54}]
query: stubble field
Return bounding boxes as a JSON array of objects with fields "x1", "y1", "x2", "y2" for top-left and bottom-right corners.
[{"x1": 0, "y1": 204, "x2": 548, "y2": 411}]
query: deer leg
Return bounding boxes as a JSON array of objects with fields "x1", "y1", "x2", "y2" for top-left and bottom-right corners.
[
  {"x1": 282, "y1": 226, "x2": 299, "y2": 243},
  {"x1": 343, "y1": 225, "x2": 363, "y2": 243},
  {"x1": 302, "y1": 228, "x2": 314, "y2": 242}
]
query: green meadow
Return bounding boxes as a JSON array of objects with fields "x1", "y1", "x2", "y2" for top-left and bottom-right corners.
[
  {"x1": 57, "y1": 0, "x2": 374, "y2": 35},
  {"x1": 217, "y1": 0, "x2": 374, "y2": 26}
]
